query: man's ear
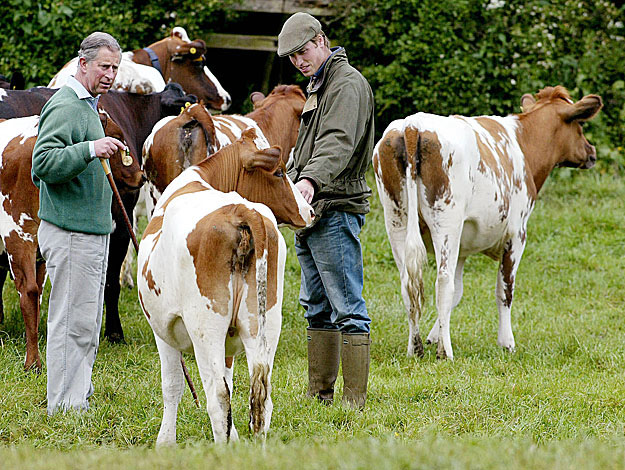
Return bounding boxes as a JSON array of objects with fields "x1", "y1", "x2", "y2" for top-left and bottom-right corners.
[{"x1": 78, "y1": 57, "x2": 88, "y2": 73}]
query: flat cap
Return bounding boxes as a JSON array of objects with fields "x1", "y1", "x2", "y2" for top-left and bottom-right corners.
[{"x1": 277, "y1": 12, "x2": 321, "y2": 57}]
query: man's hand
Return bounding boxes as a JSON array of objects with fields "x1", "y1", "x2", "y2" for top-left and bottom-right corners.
[
  {"x1": 296, "y1": 178, "x2": 315, "y2": 203},
  {"x1": 94, "y1": 137, "x2": 125, "y2": 159}
]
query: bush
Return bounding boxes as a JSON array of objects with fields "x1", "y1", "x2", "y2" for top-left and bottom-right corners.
[
  {"x1": 332, "y1": 0, "x2": 625, "y2": 172},
  {"x1": 0, "y1": 0, "x2": 237, "y2": 89}
]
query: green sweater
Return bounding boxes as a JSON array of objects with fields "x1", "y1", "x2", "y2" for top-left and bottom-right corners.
[{"x1": 32, "y1": 86, "x2": 113, "y2": 234}]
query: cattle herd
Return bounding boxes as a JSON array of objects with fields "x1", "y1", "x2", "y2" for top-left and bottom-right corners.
[{"x1": 0, "y1": 26, "x2": 603, "y2": 444}]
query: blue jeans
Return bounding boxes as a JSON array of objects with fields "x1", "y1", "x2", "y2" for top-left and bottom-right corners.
[{"x1": 295, "y1": 211, "x2": 370, "y2": 333}]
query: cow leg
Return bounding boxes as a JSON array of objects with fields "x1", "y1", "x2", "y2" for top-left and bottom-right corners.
[
  {"x1": 428, "y1": 228, "x2": 462, "y2": 360},
  {"x1": 6, "y1": 239, "x2": 43, "y2": 371},
  {"x1": 155, "y1": 334, "x2": 185, "y2": 446},
  {"x1": 496, "y1": 239, "x2": 524, "y2": 352},
  {"x1": 103, "y1": 223, "x2": 128, "y2": 343},
  {"x1": 427, "y1": 256, "x2": 466, "y2": 346},
  {"x1": 225, "y1": 356, "x2": 234, "y2": 398},
  {"x1": 190, "y1": 328, "x2": 238, "y2": 443},
  {"x1": 0, "y1": 252, "x2": 9, "y2": 324}
]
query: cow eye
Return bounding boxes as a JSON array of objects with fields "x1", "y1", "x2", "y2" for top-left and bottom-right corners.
[{"x1": 274, "y1": 169, "x2": 284, "y2": 178}]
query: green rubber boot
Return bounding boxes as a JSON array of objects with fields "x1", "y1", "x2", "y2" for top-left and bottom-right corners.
[
  {"x1": 341, "y1": 332, "x2": 370, "y2": 409},
  {"x1": 306, "y1": 328, "x2": 341, "y2": 404}
]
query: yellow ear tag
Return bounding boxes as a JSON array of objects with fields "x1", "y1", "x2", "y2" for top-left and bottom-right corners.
[
  {"x1": 190, "y1": 47, "x2": 196, "y2": 54},
  {"x1": 185, "y1": 102, "x2": 191, "y2": 108},
  {"x1": 121, "y1": 148, "x2": 133, "y2": 167}
]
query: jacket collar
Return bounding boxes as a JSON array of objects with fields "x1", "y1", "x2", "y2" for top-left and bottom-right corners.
[{"x1": 307, "y1": 47, "x2": 345, "y2": 94}]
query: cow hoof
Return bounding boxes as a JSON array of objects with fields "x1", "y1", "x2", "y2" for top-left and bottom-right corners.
[
  {"x1": 408, "y1": 335, "x2": 424, "y2": 357},
  {"x1": 105, "y1": 333, "x2": 126, "y2": 344},
  {"x1": 24, "y1": 360, "x2": 42, "y2": 374}
]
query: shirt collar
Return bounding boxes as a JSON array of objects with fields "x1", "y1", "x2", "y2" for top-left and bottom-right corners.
[
  {"x1": 67, "y1": 75, "x2": 100, "y2": 111},
  {"x1": 308, "y1": 47, "x2": 343, "y2": 94}
]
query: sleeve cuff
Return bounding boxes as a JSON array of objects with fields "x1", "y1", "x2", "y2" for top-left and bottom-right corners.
[{"x1": 87, "y1": 141, "x2": 96, "y2": 162}]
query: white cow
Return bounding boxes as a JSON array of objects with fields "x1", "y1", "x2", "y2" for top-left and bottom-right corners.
[
  {"x1": 138, "y1": 127, "x2": 313, "y2": 444},
  {"x1": 49, "y1": 27, "x2": 231, "y2": 111},
  {"x1": 373, "y1": 86, "x2": 602, "y2": 360}
]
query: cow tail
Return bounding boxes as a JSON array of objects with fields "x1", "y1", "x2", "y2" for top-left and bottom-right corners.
[
  {"x1": 185, "y1": 103, "x2": 217, "y2": 154},
  {"x1": 237, "y1": 209, "x2": 271, "y2": 436},
  {"x1": 402, "y1": 124, "x2": 428, "y2": 354}
]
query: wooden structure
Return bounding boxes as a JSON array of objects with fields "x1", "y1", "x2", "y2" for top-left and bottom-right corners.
[
  {"x1": 205, "y1": 0, "x2": 334, "y2": 52},
  {"x1": 202, "y1": 0, "x2": 335, "y2": 103}
]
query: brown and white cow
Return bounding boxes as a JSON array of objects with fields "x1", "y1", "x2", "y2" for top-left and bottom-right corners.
[
  {"x1": 0, "y1": 113, "x2": 143, "y2": 371},
  {"x1": 137, "y1": 127, "x2": 313, "y2": 444},
  {"x1": 142, "y1": 84, "x2": 306, "y2": 215},
  {"x1": 48, "y1": 27, "x2": 231, "y2": 111},
  {"x1": 373, "y1": 86, "x2": 602, "y2": 360},
  {"x1": 0, "y1": 83, "x2": 196, "y2": 345}
]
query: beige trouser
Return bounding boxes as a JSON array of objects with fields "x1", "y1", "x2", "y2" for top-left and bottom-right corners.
[{"x1": 38, "y1": 220, "x2": 109, "y2": 415}]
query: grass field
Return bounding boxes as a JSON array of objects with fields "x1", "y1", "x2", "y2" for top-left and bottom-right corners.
[{"x1": 1, "y1": 169, "x2": 624, "y2": 469}]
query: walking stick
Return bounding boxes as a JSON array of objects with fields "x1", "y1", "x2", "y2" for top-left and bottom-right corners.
[{"x1": 100, "y1": 154, "x2": 201, "y2": 408}]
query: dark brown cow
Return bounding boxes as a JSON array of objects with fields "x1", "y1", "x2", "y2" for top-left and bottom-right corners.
[
  {"x1": 0, "y1": 113, "x2": 143, "y2": 371},
  {"x1": 0, "y1": 87, "x2": 56, "y2": 119},
  {"x1": 373, "y1": 86, "x2": 602, "y2": 360},
  {"x1": 0, "y1": 83, "x2": 197, "y2": 345},
  {"x1": 48, "y1": 27, "x2": 231, "y2": 111},
  {"x1": 0, "y1": 71, "x2": 24, "y2": 90}
]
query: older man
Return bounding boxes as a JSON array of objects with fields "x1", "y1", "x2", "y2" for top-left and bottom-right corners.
[
  {"x1": 278, "y1": 13, "x2": 375, "y2": 409},
  {"x1": 32, "y1": 32, "x2": 125, "y2": 414}
]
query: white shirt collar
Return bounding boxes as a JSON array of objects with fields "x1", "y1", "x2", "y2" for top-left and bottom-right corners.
[
  {"x1": 67, "y1": 75, "x2": 100, "y2": 113},
  {"x1": 67, "y1": 75, "x2": 96, "y2": 99}
]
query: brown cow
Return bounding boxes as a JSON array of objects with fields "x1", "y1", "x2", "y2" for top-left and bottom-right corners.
[
  {"x1": 48, "y1": 27, "x2": 231, "y2": 111},
  {"x1": 142, "y1": 84, "x2": 306, "y2": 215},
  {"x1": 0, "y1": 113, "x2": 144, "y2": 371},
  {"x1": 137, "y1": 127, "x2": 314, "y2": 444},
  {"x1": 373, "y1": 86, "x2": 602, "y2": 360}
]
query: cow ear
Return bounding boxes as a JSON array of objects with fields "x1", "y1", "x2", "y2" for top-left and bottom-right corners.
[
  {"x1": 241, "y1": 127, "x2": 257, "y2": 141},
  {"x1": 561, "y1": 95, "x2": 603, "y2": 123},
  {"x1": 248, "y1": 146, "x2": 281, "y2": 172},
  {"x1": 520, "y1": 93, "x2": 536, "y2": 113},
  {"x1": 171, "y1": 27, "x2": 188, "y2": 41},
  {"x1": 250, "y1": 92, "x2": 265, "y2": 106}
]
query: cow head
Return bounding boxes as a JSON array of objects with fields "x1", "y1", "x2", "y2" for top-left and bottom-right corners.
[
  {"x1": 211, "y1": 127, "x2": 314, "y2": 228},
  {"x1": 247, "y1": 85, "x2": 306, "y2": 164},
  {"x1": 167, "y1": 29, "x2": 232, "y2": 112},
  {"x1": 520, "y1": 86, "x2": 602, "y2": 170},
  {"x1": 159, "y1": 82, "x2": 198, "y2": 117},
  {"x1": 99, "y1": 112, "x2": 146, "y2": 192}
]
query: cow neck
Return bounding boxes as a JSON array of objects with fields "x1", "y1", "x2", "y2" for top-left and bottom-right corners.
[
  {"x1": 246, "y1": 96, "x2": 302, "y2": 159},
  {"x1": 194, "y1": 144, "x2": 241, "y2": 193},
  {"x1": 515, "y1": 111, "x2": 562, "y2": 197},
  {"x1": 144, "y1": 39, "x2": 170, "y2": 81}
]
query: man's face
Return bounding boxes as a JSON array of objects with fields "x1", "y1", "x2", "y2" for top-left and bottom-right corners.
[
  {"x1": 289, "y1": 36, "x2": 328, "y2": 77},
  {"x1": 78, "y1": 47, "x2": 120, "y2": 96}
]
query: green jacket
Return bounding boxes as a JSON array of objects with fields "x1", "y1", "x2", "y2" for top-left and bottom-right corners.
[
  {"x1": 32, "y1": 86, "x2": 113, "y2": 234},
  {"x1": 287, "y1": 48, "x2": 375, "y2": 219}
]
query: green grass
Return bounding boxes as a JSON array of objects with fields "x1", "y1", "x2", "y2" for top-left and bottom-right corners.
[{"x1": 1, "y1": 169, "x2": 625, "y2": 468}]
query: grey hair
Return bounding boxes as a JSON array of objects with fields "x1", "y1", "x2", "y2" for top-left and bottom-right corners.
[{"x1": 78, "y1": 32, "x2": 122, "y2": 63}]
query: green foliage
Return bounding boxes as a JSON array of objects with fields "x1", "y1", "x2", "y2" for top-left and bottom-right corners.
[
  {"x1": 0, "y1": 0, "x2": 238, "y2": 89},
  {"x1": 333, "y1": 0, "x2": 625, "y2": 172}
]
